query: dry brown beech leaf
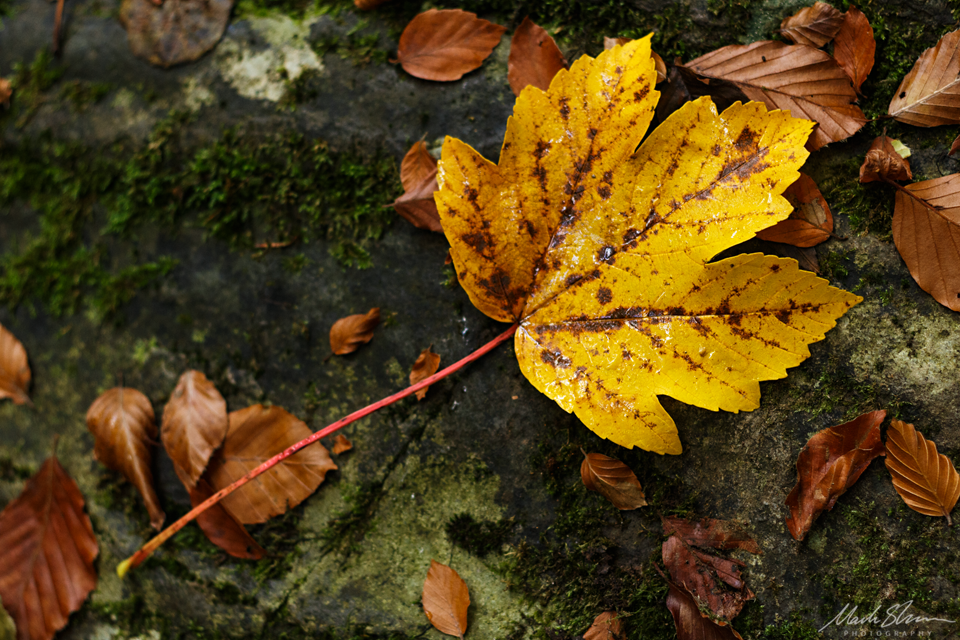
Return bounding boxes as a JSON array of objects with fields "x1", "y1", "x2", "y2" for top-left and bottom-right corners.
[
  {"x1": 833, "y1": 6, "x2": 875, "y2": 92},
  {"x1": 756, "y1": 173, "x2": 833, "y2": 247},
  {"x1": 331, "y1": 434, "x2": 353, "y2": 455},
  {"x1": 0, "y1": 456, "x2": 98, "y2": 640},
  {"x1": 583, "y1": 611, "x2": 624, "y2": 640},
  {"x1": 0, "y1": 322, "x2": 31, "y2": 405},
  {"x1": 397, "y1": 9, "x2": 507, "y2": 82},
  {"x1": 422, "y1": 560, "x2": 470, "y2": 639},
  {"x1": 120, "y1": 0, "x2": 234, "y2": 68},
  {"x1": 950, "y1": 134, "x2": 960, "y2": 156},
  {"x1": 892, "y1": 174, "x2": 960, "y2": 311},
  {"x1": 508, "y1": 17, "x2": 566, "y2": 96},
  {"x1": 410, "y1": 347, "x2": 441, "y2": 400},
  {"x1": 665, "y1": 580, "x2": 744, "y2": 640},
  {"x1": 401, "y1": 140, "x2": 438, "y2": 192},
  {"x1": 885, "y1": 419, "x2": 960, "y2": 524},
  {"x1": 205, "y1": 404, "x2": 337, "y2": 524},
  {"x1": 779, "y1": 2, "x2": 844, "y2": 48},
  {"x1": 189, "y1": 477, "x2": 265, "y2": 560},
  {"x1": 580, "y1": 452, "x2": 647, "y2": 510},
  {"x1": 161, "y1": 370, "x2": 228, "y2": 490},
  {"x1": 330, "y1": 308, "x2": 380, "y2": 356},
  {"x1": 393, "y1": 142, "x2": 443, "y2": 233},
  {"x1": 889, "y1": 29, "x2": 960, "y2": 126},
  {"x1": 859, "y1": 135, "x2": 913, "y2": 183},
  {"x1": 86, "y1": 387, "x2": 165, "y2": 530},
  {"x1": 662, "y1": 535, "x2": 754, "y2": 625},
  {"x1": 785, "y1": 410, "x2": 886, "y2": 541},
  {"x1": 0, "y1": 78, "x2": 11, "y2": 107},
  {"x1": 684, "y1": 41, "x2": 866, "y2": 150},
  {"x1": 662, "y1": 516, "x2": 761, "y2": 554}
]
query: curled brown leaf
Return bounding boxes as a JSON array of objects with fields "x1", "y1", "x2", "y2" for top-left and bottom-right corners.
[
  {"x1": 756, "y1": 173, "x2": 833, "y2": 247},
  {"x1": 410, "y1": 346, "x2": 441, "y2": 400},
  {"x1": 330, "y1": 308, "x2": 380, "y2": 356},
  {"x1": 332, "y1": 434, "x2": 353, "y2": 455},
  {"x1": 779, "y1": 2, "x2": 844, "y2": 48},
  {"x1": 422, "y1": 560, "x2": 470, "y2": 639},
  {"x1": 662, "y1": 516, "x2": 761, "y2": 554},
  {"x1": 833, "y1": 6, "x2": 875, "y2": 92},
  {"x1": 161, "y1": 370, "x2": 228, "y2": 490},
  {"x1": 662, "y1": 535, "x2": 753, "y2": 624},
  {"x1": 859, "y1": 136, "x2": 912, "y2": 183},
  {"x1": 580, "y1": 452, "x2": 647, "y2": 510},
  {"x1": 397, "y1": 9, "x2": 506, "y2": 82},
  {"x1": 393, "y1": 144, "x2": 443, "y2": 233},
  {"x1": 0, "y1": 322, "x2": 31, "y2": 405},
  {"x1": 665, "y1": 580, "x2": 744, "y2": 640},
  {"x1": 508, "y1": 17, "x2": 566, "y2": 96},
  {"x1": 885, "y1": 420, "x2": 960, "y2": 524}
]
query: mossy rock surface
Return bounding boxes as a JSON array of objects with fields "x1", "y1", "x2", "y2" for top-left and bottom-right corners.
[{"x1": 2, "y1": 0, "x2": 960, "y2": 638}]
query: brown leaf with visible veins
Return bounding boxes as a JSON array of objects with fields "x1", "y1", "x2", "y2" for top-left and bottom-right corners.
[
  {"x1": 410, "y1": 347, "x2": 441, "y2": 400},
  {"x1": 120, "y1": 0, "x2": 234, "y2": 68},
  {"x1": 780, "y1": 2, "x2": 844, "y2": 48},
  {"x1": 189, "y1": 477, "x2": 266, "y2": 559},
  {"x1": 580, "y1": 452, "x2": 647, "y2": 510},
  {"x1": 0, "y1": 323, "x2": 30, "y2": 405},
  {"x1": 583, "y1": 611, "x2": 624, "y2": 640},
  {"x1": 662, "y1": 535, "x2": 753, "y2": 625},
  {"x1": 662, "y1": 517, "x2": 761, "y2": 554},
  {"x1": 785, "y1": 410, "x2": 886, "y2": 541},
  {"x1": 397, "y1": 9, "x2": 506, "y2": 82},
  {"x1": 885, "y1": 420, "x2": 960, "y2": 524},
  {"x1": 859, "y1": 136, "x2": 912, "y2": 183},
  {"x1": 162, "y1": 370, "x2": 228, "y2": 490},
  {"x1": 401, "y1": 140, "x2": 438, "y2": 192},
  {"x1": 422, "y1": 560, "x2": 470, "y2": 639},
  {"x1": 0, "y1": 456, "x2": 98, "y2": 640},
  {"x1": 684, "y1": 41, "x2": 866, "y2": 149},
  {"x1": 393, "y1": 142, "x2": 443, "y2": 233},
  {"x1": 332, "y1": 434, "x2": 353, "y2": 454},
  {"x1": 665, "y1": 581, "x2": 744, "y2": 640},
  {"x1": 889, "y1": 29, "x2": 960, "y2": 126},
  {"x1": 833, "y1": 6, "x2": 875, "y2": 92},
  {"x1": 756, "y1": 173, "x2": 833, "y2": 247},
  {"x1": 892, "y1": 174, "x2": 960, "y2": 311},
  {"x1": 508, "y1": 17, "x2": 566, "y2": 96},
  {"x1": 330, "y1": 308, "x2": 380, "y2": 355},
  {"x1": 205, "y1": 404, "x2": 337, "y2": 524},
  {"x1": 86, "y1": 387, "x2": 165, "y2": 530}
]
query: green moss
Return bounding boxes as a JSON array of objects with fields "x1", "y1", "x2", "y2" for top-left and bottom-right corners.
[
  {"x1": 446, "y1": 512, "x2": 513, "y2": 557},
  {"x1": 760, "y1": 612, "x2": 824, "y2": 639},
  {"x1": 4, "y1": 48, "x2": 63, "y2": 128},
  {"x1": 59, "y1": 79, "x2": 113, "y2": 112},
  {"x1": 311, "y1": 24, "x2": 390, "y2": 67}
]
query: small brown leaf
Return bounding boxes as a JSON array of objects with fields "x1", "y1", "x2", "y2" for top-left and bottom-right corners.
[
  {"x1": 161, "y1": 370, "x2": 228, "y2": 490},
  {"x1": 0, "y1": 323, "x2": 31, "y2": 405},
  {"x1": 756, "y1": 173, "x2": 833, "y2": 247},
  {"x1": 205, "y1": 404, "x2": 337, "y2": 524},
  {"x1": 397, "y1": 9, "x2": 507, "y2": 82},
  {"x1": 950, "y1": 134, "x2": 960, "y2": 156},
  {"x1": 780, "y1": 2, "x2": 844, "y2": 48},
  {"x1": 422, "y1": 560, "x2": 470, "y2": 639},
  {"x1": 400, "y1": 140, "x2": 438, "y2": 193},
  {"x1": 120, "y1": 0, "x2": 234, "y2": 68},
  {"x1": 889, "y1": 29, "x2": 960, "y2": 126},
  {"x1": 189, "y1": 477, "x2": 266, "y2": 560},
  {"x1": 580, "y1": 452, "x2": 647, "y2": 510},
  {"x1": 833, "y1": 6, "x2": 875, "y2": 92},
  {"x1": 332, "y1": 433, "x2": 353, "y2": 455},
  {"x1": 859, "y1": 135, "x2": 912, "y2": 183},
  {"x1": 508, "y1": 17, "x2": 566, "y2": 96},
  {"x1": 393, "y1": 145, "x2": 443, "y2": 233},
  {"x1": 662, "y1": 517, "x2": 761, "y2": 554},
  {"x1": 583, "y1": 611, "x2": 624, "y2": 640},
  {"x1": 785, "y1": 410, "x2": 886, "y2": 541},
  {"x1": 410, "y1": 347, "x2": 441, "y2": 400},
  {"x1": 330, "y1": 308, "x2": 380, "y2": 356},
  {"x1": 662, "y1": 535, "x2": 753, "y2": 624},
  {"x1": 86, "y1": 387, "x2": 165, "y2": 530},
  {"x1": 885, "y1": 420, "x2": 960, "y2": 524},
  {"x1": 0, "y1": 78, "x2": 11, "y2": 107},
  {"x1": 665, "y1": 581, "x2": 744, "y2": 640},
  {"x1": 0, "y1": 456, "x2": 98, "y2": 640}
]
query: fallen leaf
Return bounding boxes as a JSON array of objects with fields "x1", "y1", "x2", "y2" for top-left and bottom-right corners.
[
  {"x1": 161, "y1": 370, "x2": 228, "y2": 490},
  {"x1": 756, "y1": 173, "x2": 833, "y2": 247},
  {"x1": 662, "y1": 516, "x2": 761, "y2": 554},
  {"x1": 436, "y1": 37, "x2": 861, "y2": 453},
  {"x1": 189, "y1": 477, "x2": 266, "y2": 559},
  {"x1": 401, "y1": 140, "x2": 438, "y2": 192},
  {"x1": 662, "y1": 535, "x2": 754, "y2": 625},
  {"x1": 892, "y1": 174, "x2": 960, "y2": 311},
  {"x1": 0, "y1": 456, "x2": 98, "y2": 640},
  {"x1": 832, "y1": 6, "x2": 875, "y2": 92},
  {"x1": 580, "y1": 452, "x2": 647, "y2": 509},
  {"x1": 0, "y1": 78, "x2": 11, "y2": 107},
  {"x1": 508, "y1": 17, "x2": 566, "y2": 96},
  {"x1": 332, "y1": 433, "x2": 353, "y2": 454},
  {"x1": 779, "y1": 2, "x2": 844, "y2": 48},
  {"x1": 583, "y1": 611, "x2": 624, "y2": 640},
  {"x1": 205, "y1": 404, "x2": 337, "y2": 523},
  {"x1": 0, "y1": 323, "x2": 31, "y2": 405},
  {"x1": 393, "y1": 142, "x2": 443, "y2": 233},
  {"x1": 684, "y1": 41, "x2": 866, "y2": 149},
  {"x1": 120, "y1": 0, "x2": 234, "y2": 68},
  {"x1": 652, "y1": 51, "x2": 667, "y2": 83},
  {"x1": 888, "y1": 29, "x2": 960, "y2": 126},
  {"x1": 950, "y1": 135, "x2": 960, "y2": 156},
  {"x1": 422, "y1": 560, "x2": 470, "y2": 639},
  {"x1": 859, "y1": 135, "x2": 912, "y2": 183},
  {"x1": 86, "y1": 387, "x2": 165, "y2": 530},
  {"x1": 329, "y1": 308, "x2": 380, "y2": 356},
  {"x1": 885, "y1": 419, "x2": 960, "y2": 524},
  {"x1": 410, "y1": 347, "x2": 441, "y2": 400},
  {"x1": 785, "y1": 410, "x2": 886, "y2": 541},
  {"x1": 665, "y1": 581, "x2": 744, "y2": 640},
  {"x1": 397, "y1": 9, "x2": 507, "y2": 82},
  {"x1": 655, "y1": 65, "x2": 747, "y2": 125}
]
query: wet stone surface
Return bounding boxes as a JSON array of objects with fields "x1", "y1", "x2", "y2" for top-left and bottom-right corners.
[{"x1": 2, "y1": 0, "x2": 960, "y2": 638}]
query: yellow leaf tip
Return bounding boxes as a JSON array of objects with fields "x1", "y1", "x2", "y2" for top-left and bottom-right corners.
[{"x1": 116, "y1": 557, "x2": 132, "y2": 578}]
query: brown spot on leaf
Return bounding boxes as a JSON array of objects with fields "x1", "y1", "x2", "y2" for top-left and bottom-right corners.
[{"x1": 597, "y1": 287, "x2": 613, "y2": 304}]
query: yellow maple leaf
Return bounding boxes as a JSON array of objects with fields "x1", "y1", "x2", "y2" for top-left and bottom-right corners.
[{"x1": 436, "y1": 36, "x2": 861, "y2": 454}]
